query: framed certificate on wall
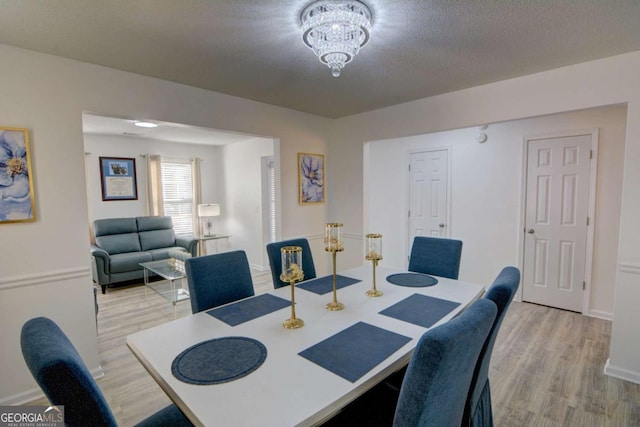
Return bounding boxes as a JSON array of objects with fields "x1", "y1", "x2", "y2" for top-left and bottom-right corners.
[{"x1": 99, "y1": 156, "x2": 138, "y2": 201}]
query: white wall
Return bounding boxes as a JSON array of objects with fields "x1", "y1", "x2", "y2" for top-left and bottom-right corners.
[
  {"x1": 367, "y1": 105, "x2": 626, "y2": 319},
  {"x1": 329, "y1": 52, "x2": 640, "y2": 383},
  {"x1": 222, "y1": 137, "x2": 274, "y2": 269},
  {"x1": 2, "y1": 39, "x2": 639, "y2": 404},
  {"x1": 0, "y1": 43, "x2": 330, "y2": 404},
  {"x1": 84, "y1": 134, "x2": 223, "y2": 225}
]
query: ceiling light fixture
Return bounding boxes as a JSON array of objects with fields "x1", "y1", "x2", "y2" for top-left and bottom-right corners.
[
  {"x1": 301, "y1": 0, "x2": 372, "y2": 78},
  {"x1": 133, "y1": 121, "x2": 158, "y2": 128}
]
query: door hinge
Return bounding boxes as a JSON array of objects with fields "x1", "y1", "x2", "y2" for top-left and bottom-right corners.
[
  {"x1": 590, "y1": 150, "x2": 593, "y2": 159},
  {"x1": 408, "y1": 164, "x2": 411, "y2": 172},
  {"x1": 587, "y1": 217, "x2": 590, "y2": 226},
  {"x1": 408, "y1": 210, "x2": 411, "y2": 218},
  {"x1": 583, "y1": 281, "x2": 586, "y2": 290}
]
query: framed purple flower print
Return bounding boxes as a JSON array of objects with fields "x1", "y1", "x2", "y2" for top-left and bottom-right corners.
[
  {"x1": 0, "y1": 127, "x2": 36, "y2": 223},
  {"x1": 298, "y1": 153, "x2": 324, "y2": 204}
]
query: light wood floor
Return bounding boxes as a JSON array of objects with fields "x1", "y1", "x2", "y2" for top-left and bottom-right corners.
[{"x1": 30, "y1": 274, "x2": 640, "y2": 426}]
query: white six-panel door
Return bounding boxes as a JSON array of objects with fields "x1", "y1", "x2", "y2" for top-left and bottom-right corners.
[
  {"x1": 523, "y1": 135, "x2": 592, "y2": 312},
  {"x1": 408, "y1": 150, "x2": 449, "y2": 257}
]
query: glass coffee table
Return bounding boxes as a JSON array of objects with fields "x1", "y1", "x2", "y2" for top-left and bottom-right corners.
[{"x1": 140, "y1": 259, "x2": 189, "y2": 307}]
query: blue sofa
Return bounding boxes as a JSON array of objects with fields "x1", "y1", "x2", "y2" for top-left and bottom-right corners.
[{"x1": 90, "y1": 216, "x2": 198, "y2": 293}]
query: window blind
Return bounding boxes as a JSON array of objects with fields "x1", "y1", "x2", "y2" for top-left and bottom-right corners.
[
  {"x1": 161, "y1": 160, "x2": 193, "y2": 235},
  {"x1": 268, "y1": 160, "x2": 276, "y2": 242}
]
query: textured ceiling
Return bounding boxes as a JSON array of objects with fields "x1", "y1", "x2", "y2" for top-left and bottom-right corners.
[{"x1": 1, "y1": 0, "x2": 640, "y2": 118}]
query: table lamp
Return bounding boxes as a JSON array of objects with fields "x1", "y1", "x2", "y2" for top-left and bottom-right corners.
[{"x1": 197, "y1": 203, "x2": 221, "y2": 237}]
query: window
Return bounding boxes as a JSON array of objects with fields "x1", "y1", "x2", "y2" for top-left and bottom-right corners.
[
  {"x1": 267, "y1": 158, "x2": 276, "y2": 242},
  {"x1": 161, "y1": 159, "x2": 193, "y2": 235},
  {"x1": 262, "y1": 156, "x2": 277, "y2": 243}
]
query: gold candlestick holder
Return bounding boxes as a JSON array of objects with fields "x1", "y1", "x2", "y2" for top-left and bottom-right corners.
[
  {"x1": 325, "y1": 223, "x2": 345, "y2": 311},
  {"x1": 280, "y1": 246, "x2": 305, "y2": 329},
  {"x1": 365, "y1": 233, "x2": 383, "y2": 297},
  {"x1": 325, "y1": 247, "x2": 345, "y2": 310}
]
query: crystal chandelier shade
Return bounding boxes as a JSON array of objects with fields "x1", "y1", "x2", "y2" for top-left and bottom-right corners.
[{"x1": 301, "y1": 0, "x2": 372, "y2": 77}]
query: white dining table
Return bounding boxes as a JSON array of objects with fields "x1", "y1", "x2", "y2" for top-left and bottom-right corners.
[{"x1": 126, "y1": 265, "x2": 485, "y2": 427}]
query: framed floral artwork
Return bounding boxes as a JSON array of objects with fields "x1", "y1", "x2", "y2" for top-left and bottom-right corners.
[
  {"x1": 298, "y1": 153, "x2": 324, "y2": 204},
  {"x1": 99, "y1": 156, "x2": 138, "y2": 201},
  {"x1": 0, "y1": 127, "x2": 36, "y2": 223}
]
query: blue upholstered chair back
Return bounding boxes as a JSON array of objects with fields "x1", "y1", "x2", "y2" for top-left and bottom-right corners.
[
  {"x1": 408, "y1": 236, "x2": 463, "y2": 279},
  {"x1": 21, "y1": 317, "x2": 118, "y2": 427},
  {"x1": 393, "y1": 299, "x2": 497, "y2": 427},
  {"x1": 21, "y1": 317, "x2": 193, "y2": 427},
  {"x1": 463, "y1": 266, "x2": 520, "y2": 427},
  {"x1": 266, "y1": 238, "x2": 317, "y2": 289},
  {"x1": 185, "y1": 250, "x2": 255, "y2": 314}
]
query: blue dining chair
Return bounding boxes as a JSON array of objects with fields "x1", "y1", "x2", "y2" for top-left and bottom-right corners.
[
  {"x1": 393, "y1": 298, "x2": 497, "y2": 427},
  {"x1": 320, "y1": 299, "x2": 497, "y2": 427},
  {"x1": 21, "y1": 317, "x2": 192, "y2": 427},
  {"x1": 463, "y1": 266, "x2": 521, "y2": 427},
  {"x1": 408, "y1": 236, "x2": 463, "y2": 279},
  {"x1": 185, "y1": 250, "x2": 255, "y2": 314},
  {"x1": 266, "y1": 238, "x2": 317, "y2": 289}
]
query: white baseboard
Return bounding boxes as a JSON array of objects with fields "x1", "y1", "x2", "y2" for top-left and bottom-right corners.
[
  {"x1": 604, "y1": 359, "x2": 640, "y2": 384},
  {"x1": 587, "y1": 309, "x2": 613, "y2": 321},
  {"x1": 0, "y1": 387, "x2": 44, "y2": 406},
  {"x1": 0, "y1": 366, "x2": 104, "y2": 405}
]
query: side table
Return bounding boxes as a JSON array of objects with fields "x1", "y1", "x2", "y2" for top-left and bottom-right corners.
[{"x1": 196, "y1": 234, "x2": 231, "y2": 256}]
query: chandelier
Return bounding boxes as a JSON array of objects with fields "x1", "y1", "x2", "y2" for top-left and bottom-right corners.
[{"x1": 301, "y1": 0, "x2": 373, "y2": 77}]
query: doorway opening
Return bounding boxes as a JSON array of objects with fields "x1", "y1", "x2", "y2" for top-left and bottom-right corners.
[{"x1": 82, "y1": 113, "x2": 281, "y2": 313}]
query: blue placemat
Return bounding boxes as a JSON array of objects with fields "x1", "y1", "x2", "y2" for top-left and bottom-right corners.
[
  {"x1": 171, "y1": 336, "x2": 267, "y2": 385},
  {"x1": 379, "y1": 293, "x2": 460, "y2": 328},
  {"x1": 386, "y1": 272, "x2": 438, "y2": 287},
  {"x1": 297, "y1": 275, "x2": 362, "y2": 295},
  {"x1": 298, "y1": 322, "x2": 411, "y2": 382},
  {"x1": 207, "y1": 293, "x2": 290, "y2": 326}
]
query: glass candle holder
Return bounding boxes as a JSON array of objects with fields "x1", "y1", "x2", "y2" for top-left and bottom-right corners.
[
  {"x1": 280, "y1": 246, "x2": 304, "y2": 329},
  {"x1": 280, "y1": 246, "x2": 304, "y2": 283},
  {"x1": 325, "y1": 223, "x2": 344, "y2": 252},
  {"x1": 365, "y1": 233, "x2": 383, "y2": 297},
  {"x1": 365, "y1": 233, "x2": 383, "y2": 261}
]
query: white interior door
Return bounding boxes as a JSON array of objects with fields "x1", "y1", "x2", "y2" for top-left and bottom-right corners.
[
  {"x1": 523, "y1": 134, "x2": 592, "y2": 312},
  {"x1": 408, "y1": 150, "x2": 449, "y2": 256}
]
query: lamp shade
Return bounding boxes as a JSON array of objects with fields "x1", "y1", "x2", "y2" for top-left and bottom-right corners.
[{"x1": 197, "y1": 203, "x2": 221, "y2": 217}]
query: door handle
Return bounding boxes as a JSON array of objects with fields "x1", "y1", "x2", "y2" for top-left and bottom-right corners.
[
  {"x1": 527, "y1": 229, "x2": 535, "y2": 234},
  {"x1": 439, "y1": 223, "x2": 445, "y2": 228}
]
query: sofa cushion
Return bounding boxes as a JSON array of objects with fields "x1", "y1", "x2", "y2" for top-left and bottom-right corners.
[
  {"x1": 139, "y1": 229, "x2": 176, "y2": 251},
  {"x1": 109, "y1": 252, "x2": 153, "y2": 274},
  {"x1": 148, "y1": 247, "x2": 189, "y2": 261},
  {"x1": 95, "y1": 233, "x2": 141, "y2": 254},
  {"x1": 94, "y1": 218, "x2": 138, "y2": 237},
  {"x1": 136, "y1": 216, "x2": 173, "y2": 232}
]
